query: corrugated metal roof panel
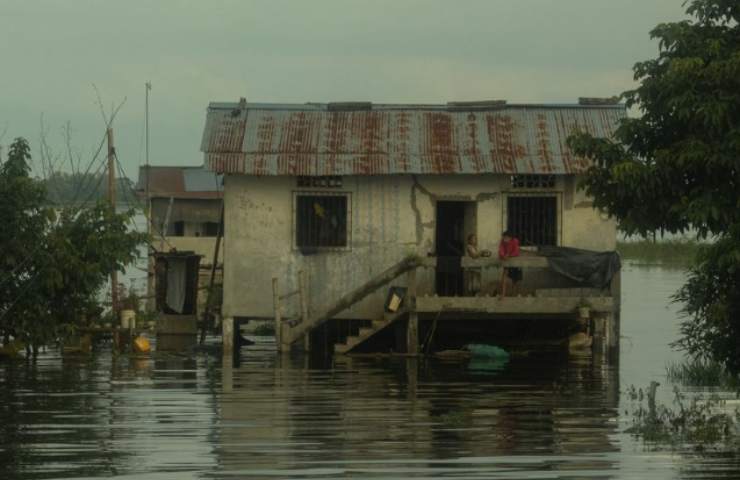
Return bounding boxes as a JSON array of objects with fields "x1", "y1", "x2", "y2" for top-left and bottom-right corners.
[
  {"x1": 201, "y1": 102, "x2": 625, "y2": 175},
  {"x1": 183, "y1": 168, "x2": 223, "y2": 193},
  {"x1": 136, "y1": 166, "x2": 223, "y2": 199}
]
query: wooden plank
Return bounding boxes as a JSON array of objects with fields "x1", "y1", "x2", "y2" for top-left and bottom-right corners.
[{"x1": 416, "y1": 295, "x2": 614, "y2": 315}]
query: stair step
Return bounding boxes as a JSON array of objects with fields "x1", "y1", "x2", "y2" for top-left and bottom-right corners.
[
  {"x1": 372, "y1": 319, "x2": 388, "y2": 329},
  {"x1": 358, "y1": 327, "x2": 375, "y2": 337},
  {"x1": 335, "y1": 310, "x2": 407, "y2": 355}
]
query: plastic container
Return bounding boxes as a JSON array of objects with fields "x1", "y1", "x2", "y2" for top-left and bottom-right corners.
[
  {"x1": 120, "y1": 309, "x2": 136, "y2": 329},
  {"x1": 133, "y1": 335, "x2": 151, "y2": 354}
]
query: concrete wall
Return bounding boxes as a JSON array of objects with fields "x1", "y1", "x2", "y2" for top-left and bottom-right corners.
[{"x1": 222, "y1": 174, "x2": 616, "y2": 321}]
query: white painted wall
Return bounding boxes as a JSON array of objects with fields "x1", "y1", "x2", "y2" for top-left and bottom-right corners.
[{"x1": 222, "y1": 174, "x2": 616, "y2": 321}]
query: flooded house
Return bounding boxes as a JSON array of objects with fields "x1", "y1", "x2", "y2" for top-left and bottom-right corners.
[
  {"x1": 135, "y1": 165, "x2": 224, "y2": 318},
  {"x1": 200, "y1": 99, "x2": 624, "y2": 357}
]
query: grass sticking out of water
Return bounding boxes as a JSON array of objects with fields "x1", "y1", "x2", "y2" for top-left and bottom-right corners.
[
  {"x1": 666, "y1": 359, "x2": 740, "y2": 389},
  {"x1": 617, "y1": 240, "x2": 702, "y2": 265},
  {"x1": 625, "y1": 383, "x2": 740, "y2": 452}
]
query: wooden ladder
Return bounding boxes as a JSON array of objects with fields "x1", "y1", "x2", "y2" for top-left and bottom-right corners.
[{"x1": 334, "y1": 309, "x2": 407, "y2": 354}]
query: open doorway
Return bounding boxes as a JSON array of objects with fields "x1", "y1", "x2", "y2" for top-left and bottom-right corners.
[{"x1": 435, "y1": 201, "x2": 476, "y2": 296}]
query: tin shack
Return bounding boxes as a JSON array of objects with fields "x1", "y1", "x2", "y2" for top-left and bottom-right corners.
[{"x1": 201, "y1": 99, "x2": 624, "y2": 357}]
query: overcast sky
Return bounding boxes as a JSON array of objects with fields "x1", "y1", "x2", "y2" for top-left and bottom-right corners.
[{"x1": 0, "y1": 0, "x2": 687, "y2": 180}]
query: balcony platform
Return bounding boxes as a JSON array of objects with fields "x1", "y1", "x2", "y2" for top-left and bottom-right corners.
[{"x1": 416, "y1": 295, "x2": 613, "y2": 316}]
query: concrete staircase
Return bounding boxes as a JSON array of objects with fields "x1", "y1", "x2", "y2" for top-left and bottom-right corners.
[{"x1": 334, "y1": 309, "x2": 407, "y2": 354}]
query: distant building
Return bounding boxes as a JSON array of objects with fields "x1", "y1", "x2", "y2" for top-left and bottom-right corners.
[
  {"x1": 201, "y1": 100, "x2": 624, "y2": 355},
  {"x1": 135, "y1": 165, "x2": 224, "y2": 315}
]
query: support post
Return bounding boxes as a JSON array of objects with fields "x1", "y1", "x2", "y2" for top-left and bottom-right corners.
[
  {"x1": 299, "y1": 270, "x2": 310, "y2": 352},
  {"x1": 406, "y1": 267, "x2": 418, "y2": 355},
  {"x1": 199, "y1": 204, "x2": 224, "y2": 345},
  {"x1": 222, "y1": 316, "x2": 234, "y2": 355},
  {"x1": 107, "y1": 128, "x2": 119, "y2": 319},
  {"x1": 608, "y1": 269, "x2": 621, "y2": 359},
  {"x1": 272, "y1": 277, "x2": 283, "y2": 352}
]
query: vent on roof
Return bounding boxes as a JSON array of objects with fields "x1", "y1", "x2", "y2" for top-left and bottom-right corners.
[
  {"x1": 447, "y1": 100, "x2": 507, "y2": 111},
  {"x1": 231, "y1": 97, "x2": 247, "y2": 117},
  {"x1": 327, "y1": 102, "x2": 372, "y2": 111},
  {"x1": 578, "y1": 96, "x2": 620, "y2": 106}
]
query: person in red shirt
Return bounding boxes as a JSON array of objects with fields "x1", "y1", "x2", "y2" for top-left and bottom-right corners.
[{"x1": 498, "y1": 230, "x2": 522, "y2": 296}]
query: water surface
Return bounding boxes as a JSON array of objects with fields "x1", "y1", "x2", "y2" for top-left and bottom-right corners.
[{"x1": 2, "y1": 263, "x2": 739, "y2": 479}]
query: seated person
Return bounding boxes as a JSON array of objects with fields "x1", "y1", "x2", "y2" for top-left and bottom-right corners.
[{"x1": 464, "y1": 234, "x2": 491, "y2": 296}]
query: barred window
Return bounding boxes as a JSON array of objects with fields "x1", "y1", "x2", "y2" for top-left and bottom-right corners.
[
  {"x1": 511, "y1": 174, "x2": 556, "y2": 189},
  {"x1": 297, "y1": 176, "x2": 343, "y2": 188},
  {"x1": 295, "y1": 194, "x2": 348, "y2": 249},
  {"x1": 507, "y1": 196, "x2": 557, "y2": 246}
]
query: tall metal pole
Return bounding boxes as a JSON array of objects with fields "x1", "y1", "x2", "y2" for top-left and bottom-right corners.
[
  {"x1": 145, "y1": 82, "x2": 155, "y2": 312},
  {"x1": 145, "y1": 81, "x2": 151, "y2": 223},
  {"x1": 107, "y1": 128, "x2": 119, "y2": 317}
]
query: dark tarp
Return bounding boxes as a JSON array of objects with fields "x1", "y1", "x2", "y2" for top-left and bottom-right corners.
[{"x1": 538, "y1": 246, "x2": 621, "y2": 289}]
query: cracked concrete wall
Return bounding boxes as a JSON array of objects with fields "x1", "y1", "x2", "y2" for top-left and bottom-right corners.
[{"x1": 222, "y1": 174, "x2": 614, "y2": 321}]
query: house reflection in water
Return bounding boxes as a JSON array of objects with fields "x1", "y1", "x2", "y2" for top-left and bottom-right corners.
[{"x1": 214, "y1": 349, "x2": 619, "y2": 475}]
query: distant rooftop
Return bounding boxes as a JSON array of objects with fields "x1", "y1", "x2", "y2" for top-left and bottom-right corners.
[
  {"x1": 201, "y1": 99, "x2": 626, "y2": 176},
  {"x1": 135, "y1": 165, "x2": 222, "y2": 200}
]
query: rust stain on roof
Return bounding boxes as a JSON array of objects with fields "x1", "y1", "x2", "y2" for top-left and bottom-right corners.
[{"x1": 201, "y1": 102, "x2": 625, "y2": 176}]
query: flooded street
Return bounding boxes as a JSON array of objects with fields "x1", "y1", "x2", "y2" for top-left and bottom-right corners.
[{"x1": 2, "y1": 263, "x2": 739, "y2": 479}]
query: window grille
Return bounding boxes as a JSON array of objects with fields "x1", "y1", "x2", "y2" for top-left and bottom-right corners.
[
  {"x1": 507, "y1": 196, "x2": 557, "y2": 246},
  {"x1": 297, "y1": 176, "x2": 343, "y2": 188},
  {"x1": 510, "y1": 174, "x2": 556, "y2": 189},
  {"x1": 295, "y1": 193, "x2": 349, "y2": 249}
]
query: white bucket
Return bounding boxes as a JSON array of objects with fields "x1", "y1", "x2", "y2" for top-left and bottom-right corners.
[{"x1": 120, "y1": 309, "x2": 136, "y2": 329}]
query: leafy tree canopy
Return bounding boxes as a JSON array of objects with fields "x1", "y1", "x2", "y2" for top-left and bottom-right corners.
[
  {"x1": 568, "y1": 0, "x2": 740, "y2": 373},
  {"x1": 0, "y1": 137, "x2": 147, "y2": 355}
]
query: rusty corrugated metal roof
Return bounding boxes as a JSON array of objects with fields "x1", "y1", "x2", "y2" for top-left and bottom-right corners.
[
  {"x1": 201, "y1": 102, "x2": 625, "y2": 175},
  {"x1": 135, "y1": 165, "x2": 223, "y2": 199}
]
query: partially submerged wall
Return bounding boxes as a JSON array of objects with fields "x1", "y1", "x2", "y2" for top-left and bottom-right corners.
[{"x1": 222, "y1": 174, "x2": 616, "y2": 322}]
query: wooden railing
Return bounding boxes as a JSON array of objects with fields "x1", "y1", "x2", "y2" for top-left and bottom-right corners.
[{"x1": 421, "y1": 255, "x2": 550, "y2": 269}]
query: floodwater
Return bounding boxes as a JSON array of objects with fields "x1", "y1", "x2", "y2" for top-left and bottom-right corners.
[{"x1": 2, "y1": 263, "x2": 740, "y2": 479}]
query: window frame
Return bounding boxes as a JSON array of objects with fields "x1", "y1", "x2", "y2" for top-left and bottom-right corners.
[
  {"x1": 292, "y1": 190, "x2": 352, "y2": 252},
  {"x1": 502, "y1": 191, "x2": 562, "y2": 248}
]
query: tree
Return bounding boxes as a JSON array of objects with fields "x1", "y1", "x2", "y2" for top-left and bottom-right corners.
[
  {"x1": 567, "y1": 1, "x2": 740, "y2": 372},
  {"x1": 0, "y1": 138, "x2": 50, "y2": 346},
  {"x1": 0, "y1": 137, "x2": 147, "y2": 355}
]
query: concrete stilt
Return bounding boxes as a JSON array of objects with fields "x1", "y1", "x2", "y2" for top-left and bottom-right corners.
[{"x1": 222, "y1": 316, "x2": 234, "y2": 356}]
